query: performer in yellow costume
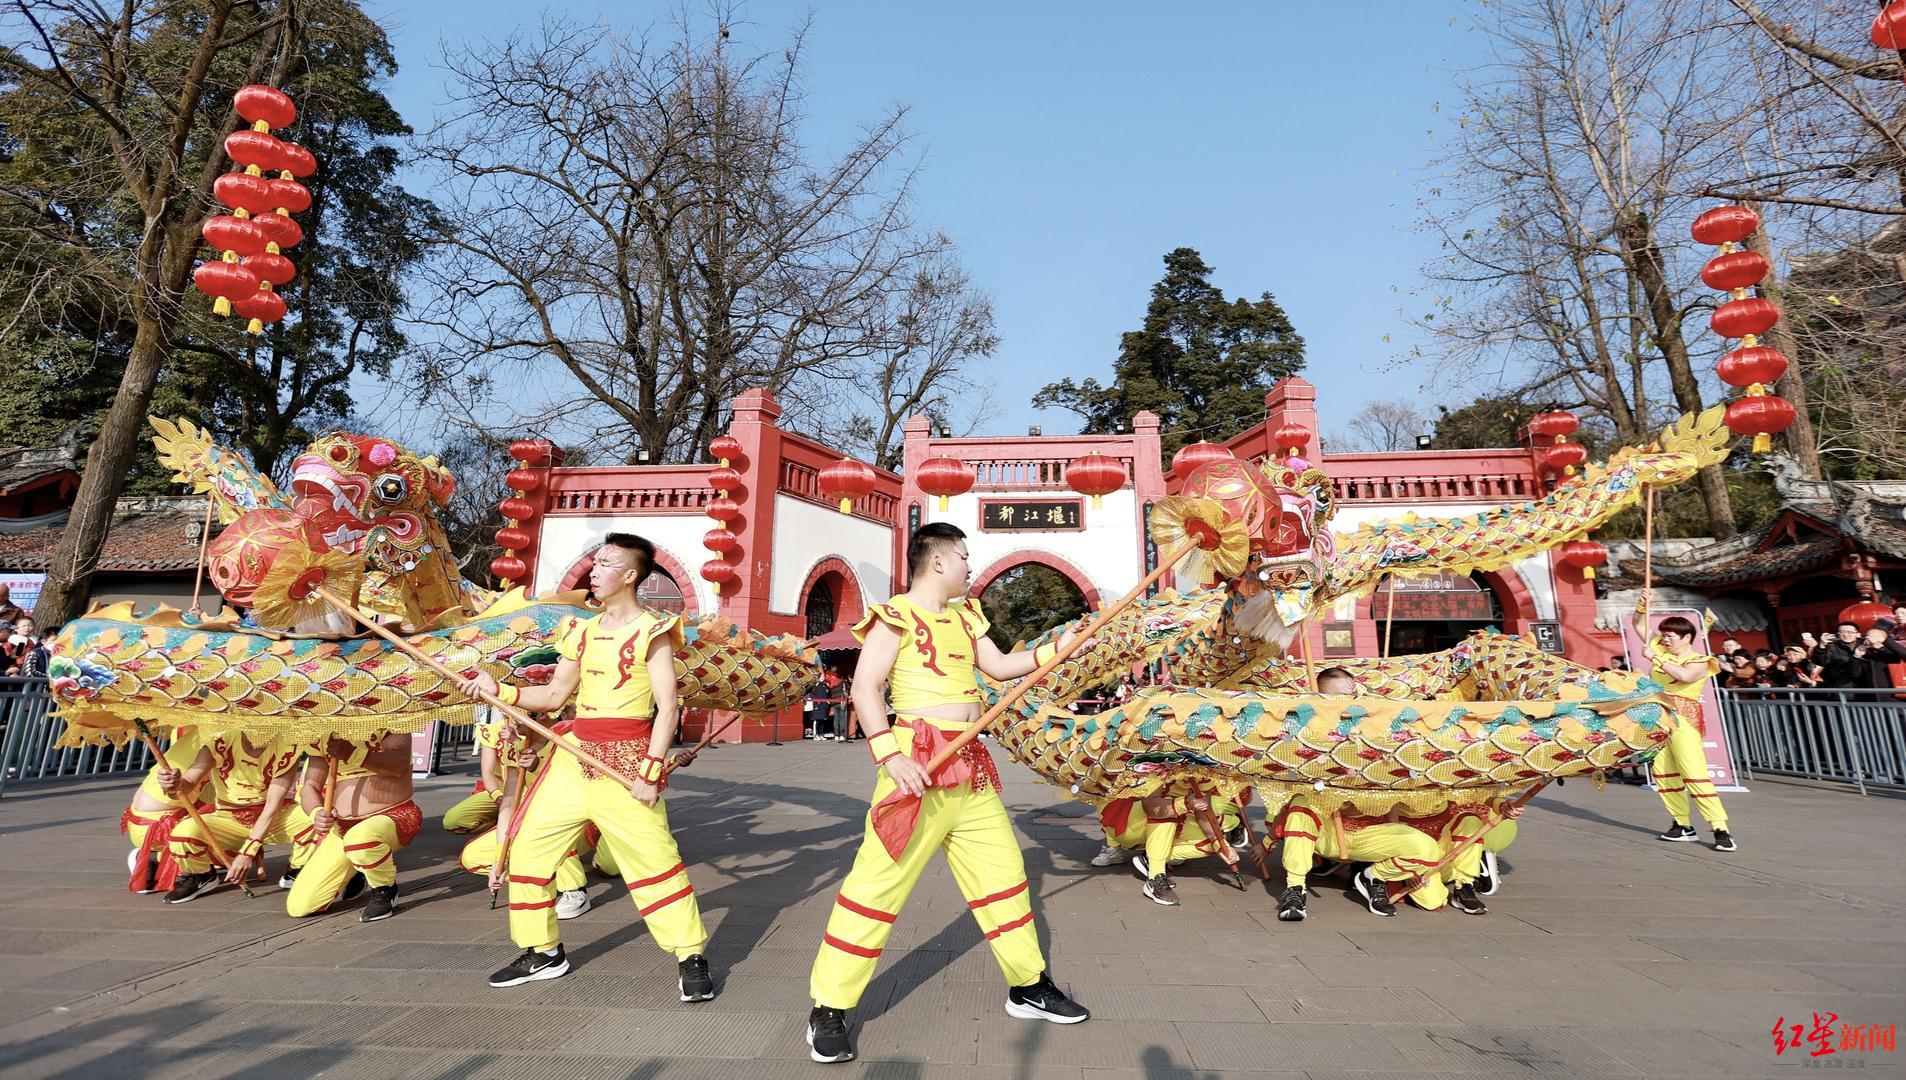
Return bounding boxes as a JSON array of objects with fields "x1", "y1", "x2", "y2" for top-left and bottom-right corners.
[
  {"x1": 122, "y1": 726, "x2": 203, "y2": 894},
  {"x1": 158, "y1": 734, "x2": 315, "y2": 903},
  {"x1": 805, "y1": 523, "x2": 1092, "y2": 1065},
  {"x1": 458, "y1": 533, "x2": 713, "y2": 1000},
  {"x1": 455, "y1": 719, "x2": 594, "y2": 921},
  {"x1": 1631, "y1": 606, "x2": 1735, "y2": 851},
  {"x1": 1435, "y1": 801, "x2": 1526, "y2": 915},
  {"x1": 1093, "y1": 792, "x2": 1241, "y2": 906},
  {"x1": 1273, "y1": 797, "x2": 1447, "y2": 920},
  {"x1": 285, "y1": 731, "x2": 419, "y2": 921}
]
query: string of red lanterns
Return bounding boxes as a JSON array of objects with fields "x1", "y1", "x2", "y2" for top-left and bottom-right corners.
[
  {"x1": 1528, "y1": 409, "x2": 1585, "y2": 476},
  {"x1": 490, "y1": 438, "x2": 558, "y2": 588},
  {"x1": 1691, "y1": 205, "x2": 1795, "y2": 453},
  {"x1": 701, "y1": 434, "x2": 749, "y2": 593},
  {"x1": 192, "y1": 85, "x2": 318, "y2": 334}
]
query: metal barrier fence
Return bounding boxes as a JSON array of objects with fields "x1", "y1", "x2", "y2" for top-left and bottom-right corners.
[
  {"x1": 1717, "y1": 686, "x2": 1906, "y2": 796},
  {"x1": 0, "y1": 677, "x2": 155, "y2": 799}
]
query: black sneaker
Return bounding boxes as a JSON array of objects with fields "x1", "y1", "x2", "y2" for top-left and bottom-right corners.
[
  {"x1": 342, "y1": 872, "x2": 368, "y2": 900},
  {"x1": 1351, "y1": 867, "x2": 1397, "y2": 917},
  {"x1": 678, "y1": 953, "x2": 715, "y2": 1002},
  {"x1": 1712, "y1": 830, "x2": 1737, "y2": 852},
  {"x1": 1475, "y1": 850, "x2": 1498, "y2": 897},
  {"x1": 1276, "y1": 885, "x2": 1308, "y2": 922},
  {"x1": 1130, "y1": 853, "x2": 1153, "y2": 882},
  {"x1": 1658, "y1": 822, "x2": 1699, "y2": 843},
  {"x1": 807, "y1": 1005, "x2": 855, "y2": 1063},
  {"x1": 277, "y1": 868, "x2": 299, "y2": 890},
  {"x1": 1450, "y1": 882, "x2": 1489, "y2": 916},
  {"x1": 360, "y1": 883, "x2": 398, "y2": 922},
  {"x1": 1005, "y1": 971, "x2": 1090, "y2": 1024},
  {"x1": 489, "y1": 945, "x2": 569, "y2": 987},
  {"x1": 164, "y1": 870, "x2": 221, "y2": 904},
  {"x1": 1224, "y1": 824, "x2": 1247, "y2": 848},
  {"x1": 1142, "y1": 874, "x2": 1179, "y2": 907}
]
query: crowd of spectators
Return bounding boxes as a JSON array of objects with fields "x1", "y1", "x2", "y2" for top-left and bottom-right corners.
[
  {"x1": 1713, "y1": 605, "x2": 1906, "y2": 691},
  {"x1": 1, "y1": 617, "x2": 52, "y2": 678}
]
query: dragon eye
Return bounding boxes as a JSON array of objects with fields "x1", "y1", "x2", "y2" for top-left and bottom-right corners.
[{"x1": 374, "y1": 474, "x2": 408, "y2": 503}]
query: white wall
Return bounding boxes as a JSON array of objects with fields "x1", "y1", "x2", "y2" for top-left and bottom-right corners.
[
  {"x1": 768, "y1": 495, "x2": 895, "y2": 615},
  {"x1": 929, "y1": 489, "x2": 1141, "y2": 600},
  {"x1": 1331, "y1": 503, "x2": 1556, "y2": 620},
  {"x1": 536, "y1": 513, "x2": 722, "y2": 613}
]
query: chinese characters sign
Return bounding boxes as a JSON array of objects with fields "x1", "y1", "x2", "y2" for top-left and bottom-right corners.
[
  {"x1": 1773, "y1": 1013, "x2": 1896, "y2": 1061},
  {"x1": 980, "y1": 499, "x2": 1083, "y2": 532}
]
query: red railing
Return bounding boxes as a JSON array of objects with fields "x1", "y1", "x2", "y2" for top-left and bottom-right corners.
[
  {"x1": 1322, "y1": 450, "x2": 1544, "y2": 504},
  {"x1": 777, "y1": 431, "x2": 902, "y2": 522},
  {"x1": 545, "y1": 465, "x2": 715, "y2": 514}
]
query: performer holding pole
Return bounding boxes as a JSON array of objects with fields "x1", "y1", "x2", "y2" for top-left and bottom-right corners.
[
  {"x1": 454, "y1": 534, "x2": 715, "y2": 999},
  {"x1": 805, "y1": 523, "x2": 1096, "y2": 1064},
  {"x1": 285, "y1": 731, "x2": 418, "y2": 921},
  {"x1": 155, "y1": 729, "x2": 311, "y2": 904}
]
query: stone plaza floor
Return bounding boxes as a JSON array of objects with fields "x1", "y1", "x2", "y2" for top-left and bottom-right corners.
[{"x1": 0, "y1": 741, "x2": 1902, "y2": 1079}]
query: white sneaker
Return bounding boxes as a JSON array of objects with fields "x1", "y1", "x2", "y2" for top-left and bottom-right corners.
[
  {"x1": 1088, "y1": 844, "x2": 1127, "y2": 867},
  {"x1": 555, "y1": 889, "x2": 591, "y2": 921}
]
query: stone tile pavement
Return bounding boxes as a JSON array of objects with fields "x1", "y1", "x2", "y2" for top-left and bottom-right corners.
[{"x1": 0, "y1": 743, "x2": 1901, "y2": 1079}]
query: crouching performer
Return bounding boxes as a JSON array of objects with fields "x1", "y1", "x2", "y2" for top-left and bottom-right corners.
[
  {"x1": 159, "y1": 734, "x2": 314, "y2": 903},
  {"x1": 1092, "y1": 791, "x2": 1241, "y2": 907},
  {"x1": 1272, "y1": 795, "x2": 1446, "y2": 921},
  {"x1": 457, "y1": 533, "x2": 713, "y2": 1001},
  {"x1": 806, "y1": 523, "x2": 1091, "y2": 1065},
  {"x1": 285, "y1": 731, "x2": 419, "y2": 922},
  {"x1": 123, "y1": 725, "x2": 203, "y2": 894}
]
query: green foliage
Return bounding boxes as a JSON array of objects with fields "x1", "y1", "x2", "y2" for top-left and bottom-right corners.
[
  {"x1": 1428, "y1": 393, "x2": 1539, "y2": 450},
  {"x1": 1033, "y1": 248, "x2": 1305, "y2": 455},
  {"x1": 1600, "y1": 460, "x2": 1781, "y2": 540},
  {"x1": 979, "y1": 564, "x2": 1089, "y2": 653}
]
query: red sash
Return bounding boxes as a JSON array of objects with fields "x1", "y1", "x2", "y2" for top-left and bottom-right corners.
[{"x1": 869, "y1": 721, "x2": 1001, "y2": 861}]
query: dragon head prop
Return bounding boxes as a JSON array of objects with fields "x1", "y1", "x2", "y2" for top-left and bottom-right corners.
[
  {"x1": 1167, "y1": 455, "x2": 1337, "y2": 648},
  {"x1": 203, "y1": 431, "x2": 469, "y2": 629}
]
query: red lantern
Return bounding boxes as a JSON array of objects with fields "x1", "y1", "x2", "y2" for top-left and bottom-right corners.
[
  {"x1": 192, "y1": 261, "x2": 255, "y2": 315},
  {"x1": 1544, "y1": 442, "x2": 1588, "y2": 473},
  {"x1": 213, "y1": 172, "x2": 276, "y2": 215},
  {"x1": 1873, "y1": 1, "x2": 1906, "y2": 50},
  {"x1": 1839, "y1": 600, "x2": 1894, "y2": 633},
  {"x1": 266, "y1": 178, "x2": 312, "y2": 215},
  {"x1": 1690, "y1": 205, "x2": 1760, "y2": 245},
  {"x1": 1716, "y1": 346, "x2": 1788, "y2": 389},
  {"x1": 1170, "y1": 441, "x2": 1233, "y2": 481},
  {"x1": 490, "y1": 555, "x2": 528, "y2": 583},
  {"x1": 1559, "y1": 539, "x2": 1609, "y2": 580},
  {"x1": 494, "y1": 526, "x2": 533, "y2": 550},
  {"x1": 705, "y1": 495, "x2": 742, "y2": 524},
  {"x1": 699, "y1": 559, "x2": 738, "y2": 588},
  {"x1": 1700, "y1": 250, "x2": 1770, "y2": 292},
  {"x1": 235, "y1": 85, "x2": 297, "y2": 130},
  {"x1": 202, "y1": 215, "x2": 268, "y2": 256},
  {"x1": 277, "y1": 142, "x2": 318, "y2": 178},
  {"x1": 507, "y1": 438, "x2": 554, "y2": 466},
  {"x1": 224, "y1": 129, "x2": 285, "y2": 175},
  {"x1": 709, "y1": 433, "x2": 745, "y2": 467},
  {"x1": 702, "y1": 527, "x2": 738, "y2": 554},
  {"x1": 232, "y1": 289, "x2": 286, "y2": 334},
  {"x1": 915, "y1": 455, "x2": 975, "y2": 510},
  {"x1": 1711, "y1": 297, "x2": 1780, "y2": 339},
  {"x1": 1181, "y1": 459, "x2": 1269, "y2": 539},
  {"x1": 708, "y1": 467, "x2": 744, "y2": 495},
  {"x1": 499, "y1": 496, "x2": 537, "y2": 521},
  {"x1": 1726, "y1": 394, "x2": 1796, "y2": 452},
  {"x1": 819, "y1": 458, "x2": 878, "y2": 514},
  {"x1": 240, "y1": 251, "x2": 296, "y2": 287},
  {"x1": 1528, "y1": 410, "x2": 1579, "y2": 439},
  {"x1": 505, "y1": 468, "x2": 542, "y2": 492},
  {"x1": 1065, "y1": 453, "x2": 1125, "y2": 510},
  {"x1": 1272, "y1": 423, "x2": 1312, "y2": 458},
  {"x1": 252, "y1": 213, "x2": 303, "y2": 251}
]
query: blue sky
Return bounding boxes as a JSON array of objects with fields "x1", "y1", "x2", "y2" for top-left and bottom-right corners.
[{"x1": 363, "y1": 0, "x2": 1487, "y2": 444}]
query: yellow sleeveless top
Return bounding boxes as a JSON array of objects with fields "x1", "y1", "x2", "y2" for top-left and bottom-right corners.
[
  {"x1": 1646, "y1": 638, "x2": 1720, "y2": 701},
  {"x1": 209, "y1": 735, "x2": 301, "y2": 808},
  {"x1": 138, "y1": 726, "x2": 203, "y2": 801},
  {"x1": 557, "y1": 610, "x2": 684, "y2": 719},
  {"x1": 852, "y1": 595, "x2": 990, "y2": 712}
]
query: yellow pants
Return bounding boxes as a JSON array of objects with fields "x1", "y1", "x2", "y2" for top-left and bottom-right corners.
[
  {"x1": 505, "y1": 744, "x2": 706, "y2": 958},
  {"x1": 1653, "y1": 718, "x2": 1729, "y2": 830},
  {"x1": 1443, "y1": 815, "x2": 1518, "y2": 887},
  {"x1": 285, "y1": 811, "x2": 410, "y2": 916},
  {"x1": 810, "y1": 776, "x2": 1044, "y2": 1009},
  {"x1": 460, "y1": 827, "x2": 588, "y2": 892},
  {"x1": 443, "y1": 788, "x2": 500, "y2": 834},
  {"x1": 1279, "y1": 807, "x2": 1447, "y2": 910},
  {"x1": 1106, "y1": 800, "x2": 1241, "y2": 870},
  {"x1": 169, "y1": 804, "x2": 317, "y2": 875}
]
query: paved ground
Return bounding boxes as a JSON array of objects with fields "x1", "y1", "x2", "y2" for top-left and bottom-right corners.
[{"x1": 0, "y1": 743, "x2": 1902, "y2": 1080}]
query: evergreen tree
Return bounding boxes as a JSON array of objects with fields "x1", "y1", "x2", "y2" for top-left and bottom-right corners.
[{"x1": 1033, "y1": 248, "x2": 1305, "y2": 454}]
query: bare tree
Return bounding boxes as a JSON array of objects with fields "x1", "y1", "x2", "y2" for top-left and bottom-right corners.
[
  {"x1": 412, "y1": 12, "x2": 980, "y2": 465},
  {"x1": 1330, "y1": 400, "x2": 1429, "y2": 453},
  {"x1": 1, "y1": 1, "x2": 303, "y2": 624}
]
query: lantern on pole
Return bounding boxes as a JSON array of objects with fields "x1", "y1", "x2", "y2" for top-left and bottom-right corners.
[
  {"x1": 915, "y1": 455, "x2": 975, "y2": 510},
  {"x1": 1065, "y1": 453, "x2": 1125, "y2": 510},
  {"x1": 819, "y1": 458, "x2": 878, "y2": 514}
]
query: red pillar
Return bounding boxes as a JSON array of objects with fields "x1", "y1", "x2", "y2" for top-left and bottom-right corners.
[
  {"x1": 721, "y1": 389, "x2": 785, "y2": 624},
  {"x1": 1263, "y1": 377, "x2": 1320, "y2": 461}
]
